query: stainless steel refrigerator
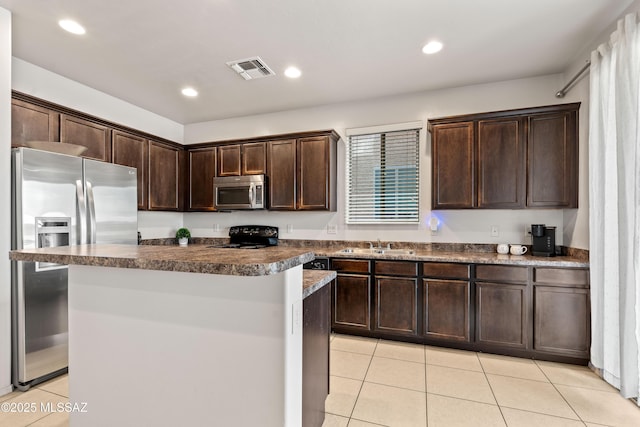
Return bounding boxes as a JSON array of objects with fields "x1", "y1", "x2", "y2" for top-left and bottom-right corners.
[{"x1": 11, "y1": 147, "x2": 138, "y2": 390}]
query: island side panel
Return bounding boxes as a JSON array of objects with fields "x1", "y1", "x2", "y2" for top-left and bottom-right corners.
[{"x1": 68, "y1": 265, "x2": 303, "y2": 427}]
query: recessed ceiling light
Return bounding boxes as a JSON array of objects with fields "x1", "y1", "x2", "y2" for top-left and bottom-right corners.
[
  {"x1": 284, "y1": 66, "x2": 302, "y2": 79},
  {"x1": 422, "y1": 41, "x2": 443, "y2": 54},
  {"x1": 181, "y1": 87, "x2": 198, "y2": 97},
  {"x1": 58, "y1": 19, "x2": 86, "y2": 35}
]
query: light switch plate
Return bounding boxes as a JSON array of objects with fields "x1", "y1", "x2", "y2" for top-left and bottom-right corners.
[
  {"x1": 327, "y1": 225, "x2": 337, "y2": 234},
  {"x1": 491, "y1": 225, "x2": 499, "y2": 237}
]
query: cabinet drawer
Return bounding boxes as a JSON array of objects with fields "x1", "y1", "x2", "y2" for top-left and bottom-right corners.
[
  {"x1": 476, "y1": 265, "x2": 528, "y2": 283},
  {"x1": 533, "y1": 268, "x2": 589, "y2": 287},
  {"x1": 375, "y1": 261, "x2": 417, "y2": 277},
  {"x1": 331, "y1": 259, "x2": 371, "y2": 274},
  {"x1": 423, "y1": 262, "x2": 470, "y2": 279}
]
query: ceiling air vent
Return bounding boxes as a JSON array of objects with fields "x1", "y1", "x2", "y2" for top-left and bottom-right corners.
[{"x1": 226, "y1": 56, "x2": 275, "y2": 80}]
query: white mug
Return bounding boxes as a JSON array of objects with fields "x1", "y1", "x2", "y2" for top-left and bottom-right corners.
[
  {"x1": 510, "y1": 244, "x2": 528, "y2": 255},
  {"x1": 496, "y1": 243, "x2": 509, "y2": 254}
]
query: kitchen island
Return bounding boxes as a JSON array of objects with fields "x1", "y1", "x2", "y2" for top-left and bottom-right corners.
[{"x1": 9, "y1": 244, "x2": 323, "y2": 427}]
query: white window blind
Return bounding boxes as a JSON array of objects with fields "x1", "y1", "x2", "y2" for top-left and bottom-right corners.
[{"x1": 346, "y1": 126, "x2": 420, "y2": 224}]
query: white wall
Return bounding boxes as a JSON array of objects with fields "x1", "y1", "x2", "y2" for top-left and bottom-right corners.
[
  {"x1": 1, "y1": 6, "x2": 12, "y2": 396},
  {"x1": 184, "y1": 75, "x2": 568, "y2": 245},
  {"x1": 137, "y1": 211, "x2": 183, "y2": 240}
]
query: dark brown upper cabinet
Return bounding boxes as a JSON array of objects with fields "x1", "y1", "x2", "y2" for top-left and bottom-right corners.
[
  {"x1": 12, "y1": 91, "x2": 187, "y2": 212},
  {"x1": 187, "y1": 147, "x2": 217, "y2": 211},
  {"x1": 217, "y1": 144, "x2": 242, "y2": 176},
  {"x1": 60, "y1": 114, "x2": 112, "y2": 162},
  {"x1": 297, "y1": 136, "x2": 337, "y2": 211},
  {"x1": 112, "y1": 130, "x2": 148, "y2": 210},
  {"x1": 11, "y1": 98, "x2": 59, "y2": 146},
  {"x1": 148, "y1": 140, "x2": 182, "y2": 211},
  {"x1": 477, "y1": 117, "x2": 526, "y2": 208},
  {"x1": 527, "y1": 111, "x2": 578, "y2": 208},
  {"x1": 216, "y1": 142, "x2": 267, "y2": 177},
  {"x1": 429, "y1": 103, "x2": 579, "y2": 210},
  {"x1": 267, "y1": 138, "x2": 297, "y2": 210},
  {"x1": 431, "y1": 122, "x2": 475, "y2": 208},
  {"x1": 242, "y1": 142, "x2": 267, "y2": 175},
  {"x1": 268, "y1": 134, "x2": 338, "y2": 211}
]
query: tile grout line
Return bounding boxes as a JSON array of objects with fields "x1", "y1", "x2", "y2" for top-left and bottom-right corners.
[
  {"x1": 477, "y1": 351, "x2": 510, "y2": 427},
  {"x1": 25, "y1": 412, "x2": 57, "y2": 427},
  {"x1": 535, "y1": 361, "x2": 587, "y2": 425},
  {"x1": 347, "y1": 338, "x2": 379, "y2": 423},
  {"x1": 425, "y1": 391, "x2": 507, "y2": 408},
  {"x1": 425, "y1": 344, "x2": 429, "y2": 427},
  {"x1": 533, "y1": 359, "x2": 620, "y2": 394},
  {"x1": 498, "y1": 404, "x2": 594, "y2": 424}
]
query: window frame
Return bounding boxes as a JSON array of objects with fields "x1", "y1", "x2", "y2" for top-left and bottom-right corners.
[{"x1": 345, "y1": 122, "x2": 422, "y2": 224}]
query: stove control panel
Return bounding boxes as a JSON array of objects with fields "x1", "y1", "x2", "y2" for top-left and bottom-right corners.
[{"x1": 229, "y1": 225, "x2": 278, "y2": 238}]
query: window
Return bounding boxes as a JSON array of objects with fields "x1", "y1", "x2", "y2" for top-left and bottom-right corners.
[{"x1": 346, "y1": 123, "x2": 420, "y2": 224}]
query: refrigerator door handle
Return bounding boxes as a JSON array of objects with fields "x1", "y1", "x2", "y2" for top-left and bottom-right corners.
[
  {"x1": 86, "y1": 181, "x2": 97, "y2": 244},
  {"x1": 76, "y1": 179, "x2": 87, "y2": 244}
]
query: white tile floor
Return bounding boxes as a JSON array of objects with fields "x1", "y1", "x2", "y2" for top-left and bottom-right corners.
[
  {"x1": 323, "y1": 334, "x2": 640, "y2": 427},
  {"x1": 1, "y1": 335, "x2": 639, "y2": 427},
  {"x1": 0, "y1": 375, "x2": 69, "y2": 427}
]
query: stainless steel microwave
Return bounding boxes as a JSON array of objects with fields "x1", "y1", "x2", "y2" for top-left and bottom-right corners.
[{"x1": 213, "y1": 175, "x2": 266, "y2": 210}]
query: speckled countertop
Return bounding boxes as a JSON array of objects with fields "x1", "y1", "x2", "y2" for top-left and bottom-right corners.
[
  {"x1": 144, "y1": 238, "x2": 589, "y2": 268},
  {"x1": 303, "y1": 270, "x2": 336, "y2": 299},
  {"x1": 317, "y1": 248, "x2": 589, "y2": 267},
  {"x1": 9, "y1": 244, "x2": 315, "y2": 276}
]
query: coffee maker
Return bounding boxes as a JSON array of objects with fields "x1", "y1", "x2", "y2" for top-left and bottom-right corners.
[{"x1": 531, "y1": 224, "x2": 556, "y2": 257}]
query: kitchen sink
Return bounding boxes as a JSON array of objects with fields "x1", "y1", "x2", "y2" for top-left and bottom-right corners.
[{"x1": 338, "y1": 247, "x2": 415, "y2": 255}]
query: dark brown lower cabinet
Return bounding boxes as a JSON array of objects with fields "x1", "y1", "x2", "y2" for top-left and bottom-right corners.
[
  {"x1": 328, "y1": 258, "x2": 589, "y2": 365},
  {"x1": 375, "y1": 276, "x2": 417, "y2": 336},
  {"x1": 423, "y1": 279, "x2": 470, "y2": 341},
  {"x1": 534, "y1": 286, "x2": 590, "y2": 358},
  {"x1": 476, "y1": 282, "x2": 527, "y2": 349},
  {"x1": 532, "y1": 267, "x2": 590, "y2": 359},
  {"x1": 303, "y1": 283, "x2": 330, "y2": 427},
  {"x1": 332, "y1": 274, "x2": 371, "y2": 331}
]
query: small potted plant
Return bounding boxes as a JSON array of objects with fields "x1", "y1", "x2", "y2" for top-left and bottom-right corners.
[{"x1": 176, "y1": 228, "x2": 191, "y2": 247}]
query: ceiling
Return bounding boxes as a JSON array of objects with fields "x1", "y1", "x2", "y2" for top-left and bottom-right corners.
[{"x1": 0, "y1": 0, "x2": 634, "y2": 124}]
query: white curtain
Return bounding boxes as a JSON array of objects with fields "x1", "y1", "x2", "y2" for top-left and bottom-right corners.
[{"x1": 589, "y1": 12, "x2": 640, "y2": 401}]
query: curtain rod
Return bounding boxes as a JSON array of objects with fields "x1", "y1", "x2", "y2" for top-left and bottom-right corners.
[{"x1": 555, "y1": 60, "x2": 591, "y2": 98}]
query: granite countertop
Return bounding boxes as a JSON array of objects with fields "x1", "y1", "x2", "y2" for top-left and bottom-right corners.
[
  {"x1": 303, "y1": 270, "x2": 336, "y2": 299},
  {"x1": 9, "y1": 244, "x2": 315, "y2": 276},
  {"x1": 313, "y1": 247, "x2": 589, "y2": 267}
]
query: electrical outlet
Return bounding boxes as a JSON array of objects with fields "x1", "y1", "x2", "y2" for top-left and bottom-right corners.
[
  {"x1": 524, "y1": 225, "x2": 531, "y2": 237},
  {"x1": 286, "y1": 224, "x2": 293, "y2": 233},
  {"x1": 491, "y1": 225, "x2": 499, "y2": 237},
  {"x1": 327, "y1": 225, "x2": 337, "y2": 234},
  {"x1": 213, "y1": 224, "x2": 220, "y2": 232}
]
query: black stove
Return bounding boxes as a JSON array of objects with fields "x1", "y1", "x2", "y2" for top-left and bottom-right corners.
[{"x1": 208, "y1": 225, "x2": 278, "y2": 249}]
